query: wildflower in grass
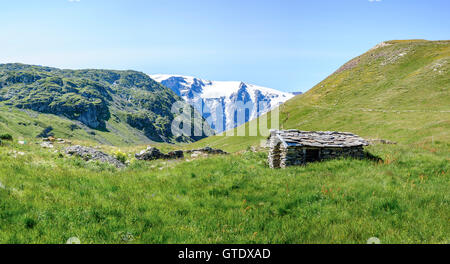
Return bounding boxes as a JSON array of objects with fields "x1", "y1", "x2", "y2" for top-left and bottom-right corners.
[
  {"x1": 120, "y1": 232, "x2": 134, "y2": 243},
  {"x1": 66, "y1": 237, "x2": 81, "y2": 244},
  {"x1": 367, "y1": 237, "x2": 381, "y2": 244}
]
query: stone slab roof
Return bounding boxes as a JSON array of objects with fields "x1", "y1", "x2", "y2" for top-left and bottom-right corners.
[{"x1": 270, "y1": 129, "x2": 369, "y2": 148}]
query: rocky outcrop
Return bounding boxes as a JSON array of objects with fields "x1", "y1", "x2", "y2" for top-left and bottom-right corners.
[
  {"x1": 0, "y1": 64, "x2": 212, "y2": 142},
  {"x1": 135, "y1": 146, "x2": 227, "y2": 161},
  {"x1": 15, "y1": 94, "x2": 110, "y2": 130},
  {"x1": 186, "y1": 147, "x2": 228, "y2": 155},
  {"x1": 37, "y1": 126, "x2": 54, "y2": 138},
  {"x1": 135, "y1": 146, "x2": 166, "y2": 161},
  {"x1": 135, "y1": 147, "x2": 184, "y2": 161},
  {"x1": 167, "y1": 150, "x2": 184, "y2": 159},
  {"x1": 77, "y1": 106, "x2": 108, "y2": 129},
  {"x1": 65, "y1": 145, "x2": 125, "y2": 168}
]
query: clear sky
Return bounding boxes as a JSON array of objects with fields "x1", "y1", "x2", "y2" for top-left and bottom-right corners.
[{"x1": 1, "y1": 0, "x2": 449, "y2": 92}]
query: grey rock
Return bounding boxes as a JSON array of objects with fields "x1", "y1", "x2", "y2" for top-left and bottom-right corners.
[
  {"x1": 135, "y1": 147, "x2": 185, "y2": 161},
  {"x1": 40, "y1": 142, "x2": 54, "y2": 149},
  {"x1": 135, "y1": 146, "x2": 165, "y2": 161},
  {"x1": 78, "y1": 106, "x2": 103, "y2": 129},
  {"x1": 186, "y1": 147, "x2": 228, "y2": 155},
  {"x1": 65, "y1": 145, "x2": 125, "y2": 168},
  {"x1": 167, "y1": 150, "x2": 184, "y2": 159}
]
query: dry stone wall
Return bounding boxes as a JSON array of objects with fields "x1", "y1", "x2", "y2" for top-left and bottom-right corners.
[
  {"x1": 281, "y1": 146, "x2": 365, "y2": 168},
  {"x1": 267, "y1": 130, "x2": 368, "y2": 168}
]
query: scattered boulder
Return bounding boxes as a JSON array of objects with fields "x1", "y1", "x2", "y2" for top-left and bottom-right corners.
[
  {"x1": 135, "y1": 147, "x2": 185, "y2": 161},
  {"x1": 40, "y1": 142, "x2": 54, "y2": 149},
  {"x1": 186, "y1": 147, "x2": 228, "y2": 155},
  {"x1": 135, "y1": 146, "x2": 227, "y2": 161},
  {"x1": 43, "y1": 137, "x2": 70, "y2": 144},
  {"x1": 56, "y1": 138, "x2": 70, "y2": 144},
  {"x1": 42, "y1": 136, "x2": 55, "y2": 142},
  {"x1": 65, "y1": 145, "x2": 125, "y2": 168},
  {"x1": 135, "y1": 146, "x2": 166, "y2": 161},
  {"x1": 167, "y1": 150, "x2": 184, "y2": 159}
]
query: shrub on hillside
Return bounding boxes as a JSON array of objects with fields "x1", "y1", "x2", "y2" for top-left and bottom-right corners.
[
  {"x1": 114, "y1": 151, "x2": 128, "y2": 164},
  {"x1": 0, "y1": 133, "x2": 13, "y2": 140}
]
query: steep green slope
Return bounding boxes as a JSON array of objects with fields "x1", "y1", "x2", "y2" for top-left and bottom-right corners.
[
  {"x1": 192, "y1": 40, "x2": 450, "y2": 152},
  {"x1": 0, "y1": 64, "x2": 213, "y2": 145}
]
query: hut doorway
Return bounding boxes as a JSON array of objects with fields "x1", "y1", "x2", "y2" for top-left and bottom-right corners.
[{"x1": 305, "y1": 148, "x2": 320, "y2": 162}]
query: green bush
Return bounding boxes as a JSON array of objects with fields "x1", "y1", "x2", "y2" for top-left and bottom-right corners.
[
  {"x1": 114, "y1": 151, "x2": 127, "y2": 164},
  {"x1": 0, "y1": 133, "x2": 13, "y2": 140}
]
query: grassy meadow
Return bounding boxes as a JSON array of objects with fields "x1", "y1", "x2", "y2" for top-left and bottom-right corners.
[{"x1": 0, "y1": 139, "x2": 448, "y2": 244}]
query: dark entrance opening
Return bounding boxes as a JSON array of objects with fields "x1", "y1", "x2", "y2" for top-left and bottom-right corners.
[{"x1": 305, "y1": 149, "x2": 320, "y2": 162}]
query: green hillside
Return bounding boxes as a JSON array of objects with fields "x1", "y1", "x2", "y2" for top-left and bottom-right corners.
[
  {"x1": 192, "y1": 40, "x2": 450, "y2": 152},
  {"x1": 0, "y1": 40, "x2": 448, "y2": 244},
  {"x1": 0, "y1": 64, "x2": 212, "y2": 145}
]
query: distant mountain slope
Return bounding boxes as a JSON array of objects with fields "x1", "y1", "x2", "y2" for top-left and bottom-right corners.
[
  {"x1": 0, "y1": 64, "x2": 213, "y2": 144},
  {"x1": 150, "y1": 74, "x2": 294, "y2": 132},
  {"x1": 190, "y1": 40, "x2": 450, "y2": 152}
]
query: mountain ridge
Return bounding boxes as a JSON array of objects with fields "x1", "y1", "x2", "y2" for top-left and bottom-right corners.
[
  {"x1": 0, "y1": 63, "x2": 213, "y2": 144},
  {"x1": 150, "y1": 74, "x2": 295, "y2": 132}
]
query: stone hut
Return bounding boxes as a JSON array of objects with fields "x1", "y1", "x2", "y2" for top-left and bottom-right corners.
[{"x1": 268, "y1": 130, "x2": 369, "y2": 168}]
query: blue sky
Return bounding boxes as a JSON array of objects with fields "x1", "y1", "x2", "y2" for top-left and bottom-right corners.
[{"x1": 1, "y1": 0, "x2": 449, "y2": 92}]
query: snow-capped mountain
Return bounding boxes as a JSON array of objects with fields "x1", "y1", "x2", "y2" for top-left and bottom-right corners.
[{"x1": 150, "y1": 74, "x2": 295, "y2": 133}]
